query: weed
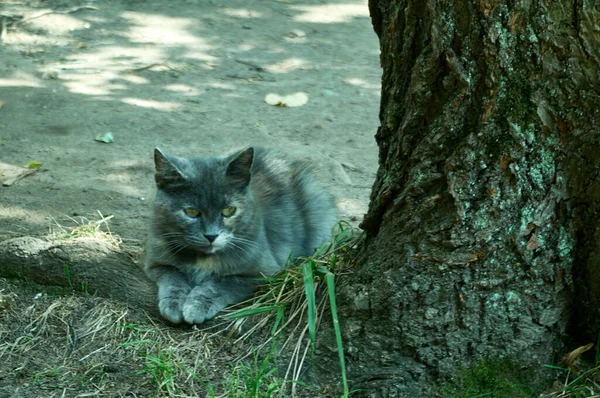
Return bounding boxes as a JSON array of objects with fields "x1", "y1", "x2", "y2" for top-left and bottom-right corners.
[
  {"x1": 136, "y1": 346, "x2": 178, "y2": 395},
  {"x1": 63, "y1": 263, "x2": 73, "y2": 288}
]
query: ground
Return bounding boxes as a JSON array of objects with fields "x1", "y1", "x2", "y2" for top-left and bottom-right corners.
[
  {"x1": 0, "y1": 0, "x2": 380, "y2": 396},
  {"x1": 0, "y1": 0, "x2": 380, "y2": 240}
]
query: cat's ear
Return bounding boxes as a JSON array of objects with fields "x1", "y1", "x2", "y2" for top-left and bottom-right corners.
[
  {"x1": 154, "y1": 148, "x2": 185, "y2": 188},
  {"x1": 226, "y1": 147, "x2": 254, "y2": 187}
]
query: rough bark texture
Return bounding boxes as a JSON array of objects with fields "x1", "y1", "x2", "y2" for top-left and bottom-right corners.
[
  {"x1": 0, "y1": 237, "x2": 157, "y2": 313},
  {"x1": 336, "y1": 0, "x2": 600, "y2": 395}
]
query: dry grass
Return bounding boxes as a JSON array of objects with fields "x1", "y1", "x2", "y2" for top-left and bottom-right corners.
[
  {"x1": 48, "y1": 211, "x2": 122, "y2": 247},
  {"x1": 0, "y1": 278, "x2": 250, "y2": 397},
  {"x1": 0, "y1": 220, "x2": 365, "y2": 397}
]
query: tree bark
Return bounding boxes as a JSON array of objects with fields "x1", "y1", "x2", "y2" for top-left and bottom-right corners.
[{"x1": 337, "y1": 0, "x2": 600, "y2": 395}]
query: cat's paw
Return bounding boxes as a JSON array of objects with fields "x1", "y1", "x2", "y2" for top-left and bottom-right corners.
[
  {"x1": 182, "y1": 294, "x2": 225, "y2": 324},
  {"x1": 158, "y1": 297, "x2": 184, "y2": 324}
]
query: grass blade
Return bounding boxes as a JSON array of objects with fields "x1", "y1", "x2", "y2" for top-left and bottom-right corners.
[
  {"x1": 224, "y1": 305, "x2": 283, "y2": 319},
  {"x1": 325, "y1": 272, "x2": 349, "y2": 398},
  {"x1": 302, "y1": 261, "x2": 317, "y2": 355}
]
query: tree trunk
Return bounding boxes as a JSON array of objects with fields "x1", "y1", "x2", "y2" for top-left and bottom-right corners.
[{"x1": 337, "y1": 0, "x2": 600, "y2": 395}]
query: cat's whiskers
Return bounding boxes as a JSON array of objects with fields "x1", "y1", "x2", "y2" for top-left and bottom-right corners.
[
  {"x1": 230, "y1": 236, "x2": 261, "y2": 251},
  {"x1": 226, "y1": 241, "x2": 252, "y2": 258}
]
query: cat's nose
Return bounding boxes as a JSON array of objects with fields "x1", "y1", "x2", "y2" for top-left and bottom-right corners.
[{"x1": 204, "y1": 234, "x2": 218, "y2": 243}]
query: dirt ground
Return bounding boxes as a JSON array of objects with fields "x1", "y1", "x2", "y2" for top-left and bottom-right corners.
[
  {"x1": 0, "y1": 0, "x2": 380, "y2": 396},
  {"x1": 0, "y1": 0, "x2": 380, "y2": 242}
]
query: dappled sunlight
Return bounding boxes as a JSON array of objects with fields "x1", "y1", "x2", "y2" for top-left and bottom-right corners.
[
  {"x1": 291, "y1": 1, "x2": 369, "y2": 23},
  {"x1": 238, "y1": 43, "x2": 256, "y2": 52},
  {"x1": 65, "y1": 45, "x2": 166, "y2": 71},
  {"x1": 222, "y1": 8, "x2": 265, "y2": 18},
  {"x1": 96, "y1": 174, "x2": 145, "y2": 198},
  {"x1": 121, "y1": 12, "x2": 212, "y2": 47},
  {"x1": 62, "y1": 73, "x2": 127, "y2": 96},
  {"x1": 163, "y1": 84, "x2": 204, "y2": 96},
  {"x1": 121, "y1": 97, "x2": 181, "y2": 111},
  {"x1": 337, "y1": 198, "x2": 369, "y2": 218},
  {"x1": 345, "y1": 77, "x2": 381, "y2": 90},
  {"x1": 59, "y1": 46, "x2": 165, "y2": 96},
  {"x1": 0, "y1": 205, "x2": 48, "y2": 224},
  {"x1": 266, "y1": 57, "x2": 311, "y2": 73},
  {"x1": 206, "y1": 82, "x2": 236, "y2": 90},
  {"x1": 0, "y1": 72, "x2": 44, "y2": 88},
  {"x1": 118, "y1": 74, "x2": 149, "y2": 85},
  {"x1": 22, "y1": 13, "x2": 90, "y2": 35}
]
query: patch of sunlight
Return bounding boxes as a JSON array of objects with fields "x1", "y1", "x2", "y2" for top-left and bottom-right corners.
[
  {"x1": 95, "y1": 175, "x2": 144, "y2": 197},
  {"x1": 57, "y1": 46, "x2": 163, "y2": 95},
  {"x1": 164, "y1": 84, "x2": 204, "y2": 96},
  {"x1": 109, "y1": 159, "x2": 149, "y2": 168},
  {"x1": 119, "y1": 74, "x2": 149, "y2": 84},
  {"x1": 222, "y1": 8, "x2": 264, "y2": 18},
  {"x1": 266, "y1": 58, "x2": 310, "y2": 73},
  {"x1": 121, "y1": 12, "x2": 213, "y2": 48},
  {"x1": 238, "y1": 43, "x2": 255, "y2": 52},
  {"x1": 65, "y1": 45, "x2": 166, "y2": 72},
  {"x1": 0, "y1": 71, "x2": 43, "y2": 87},
  {"x1": 337, "y1": 198, "x2": 368, "y2": 217},
  {"x1": 291, "y1": 2, "x2": 369, "y2": 23},
  {"x1": 0, "y1": 206, "x2": 47, "y2": 224},
  {"x1": 121, "y1": 97, "x2": 181, "y2": 111},
  {"x1": 0, "y1": 78, "x2": 43, "y2": 88},
  {"x1": 23, "y1": 13, "x2": 90, "y2": 35},
  {"x1": 206, "y1": 82, "x2": 236, "y2": 90},
  {"x1": 180, "y1": 51, "x2": 219, "y2": 62},
  {"x1": 1, "y1": 31, "x2": 65, "y2": 46},
  {"x1": 345, "y1": 77, "x2": 381, "y2": 90},
  {"x1": 62, "y1": 73, "x2": 126, "y2": 95}
]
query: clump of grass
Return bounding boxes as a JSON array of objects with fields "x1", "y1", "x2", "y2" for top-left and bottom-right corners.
[
  {"x1": 48, "y1": 210, "x2": 121, "y2": 247},
  {"x1": 219, "y1": 221, "x2": 363, "y2": 397},
  {"x1": 438, "y1": 357, "x2": 542, "y2": 398}
]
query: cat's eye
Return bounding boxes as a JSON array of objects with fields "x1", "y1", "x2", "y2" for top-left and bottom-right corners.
[
  {"x1": 184, "y1": 208, "x2": 200, "y2": 217},
  {"x1": 221, "y1": 206, "x2": 236, "y2": 217}
]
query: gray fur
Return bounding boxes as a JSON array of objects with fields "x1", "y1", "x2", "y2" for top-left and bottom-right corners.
[{"x1": 144, "y1": 147, "x2": 338, "y2": 324}]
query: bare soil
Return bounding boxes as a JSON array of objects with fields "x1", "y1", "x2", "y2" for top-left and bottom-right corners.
[{"x1": 0, "y1": 0, "x2": 380, "y2": 396}]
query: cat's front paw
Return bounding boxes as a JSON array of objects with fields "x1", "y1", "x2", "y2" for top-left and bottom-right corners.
[
  {"x1": 182, "y1": 294, "x2": 225, "y2": 324},
  {"x1": 159, "y1": 297, "x2": 185, "y2": 324}
]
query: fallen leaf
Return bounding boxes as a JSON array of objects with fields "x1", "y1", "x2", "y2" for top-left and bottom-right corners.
[
  {"x1": 77, "y1": 42, "x2": 87, "y2": 49},
  {"x1": 95, "y1": 132, "x2": 114, "y2": 143},
  {"x1": 0, "y1": 161, "x2": 36, "y2": 186},
  {"x1": 264, "y1": 92, "x2": 308, "y2": 107},
  {"x1": 526, "y1": 233, "x2": 539, "y2": 250},
  {"x1": 26, "y1": 161, "x2": 42, "y2": 169},
  {"x1": 564, "y1": 343, "x2": 593, "y2": 373}
]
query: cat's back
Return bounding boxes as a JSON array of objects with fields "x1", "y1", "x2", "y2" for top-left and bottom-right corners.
[{"x1": 249, "y1": 148, "x2": 338, "y2": 260}]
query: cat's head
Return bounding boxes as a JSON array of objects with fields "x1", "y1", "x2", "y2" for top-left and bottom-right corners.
[{"x1": 152, "y1": 147, "x2": 257, "y2": 256}]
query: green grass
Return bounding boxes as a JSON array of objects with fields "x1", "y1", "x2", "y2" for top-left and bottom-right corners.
[
  {"x1": 438, "y1": 358, "x2": 542, "y2": 398},
  {"x1": 137, "y1": 346, "x2": 177, "y2": 394},
  {"x1": 221, "y1": 221, "x2": 363, "y2": 397}
]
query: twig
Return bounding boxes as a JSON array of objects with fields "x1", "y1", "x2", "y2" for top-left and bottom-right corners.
[{"x1": 127, "y1": 63, "x2": 179, "y2": 73}]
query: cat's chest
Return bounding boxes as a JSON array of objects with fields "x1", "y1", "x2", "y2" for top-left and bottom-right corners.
[{"x1": 193, "y1": 255, "x2": 224, "y2": 273}]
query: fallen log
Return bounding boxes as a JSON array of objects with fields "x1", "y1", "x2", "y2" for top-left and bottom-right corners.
[{"x1": 0, "y1": 236, "x2": 157, "y2": 313}]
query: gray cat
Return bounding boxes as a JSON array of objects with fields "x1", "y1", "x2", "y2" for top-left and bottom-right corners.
[{"x1": 144, "y1": 147, "x2": 338, "y2": 324}]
